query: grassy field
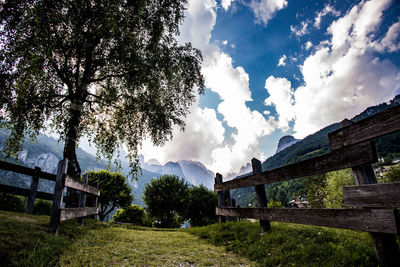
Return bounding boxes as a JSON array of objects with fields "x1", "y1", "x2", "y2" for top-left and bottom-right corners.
[
  {"x1": 185, "y1": 220, "x2": 378, "y2": 266},
  {"x1": 0, "y1": 210, "x2": 253, "y2": 266}
]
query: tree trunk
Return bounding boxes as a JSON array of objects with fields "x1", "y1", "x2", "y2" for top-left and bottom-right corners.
[{"x1": 63, "y1": 97, "x2": 84, "y2": 207}]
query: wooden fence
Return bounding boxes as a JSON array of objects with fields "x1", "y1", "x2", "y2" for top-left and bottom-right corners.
[
  {"x1": 214, "y1": 104, "x2": 400, "y2": 267},
  {"x1": 0, "y1": 158, "x2": 100, "y2": 234}
]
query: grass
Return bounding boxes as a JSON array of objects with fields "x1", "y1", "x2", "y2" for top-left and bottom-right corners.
[
  {"x1": 185, "y1": 220, "x2": 378, "y2": 266},
  {"x1": 0, "y1": 210, "x2": 253, "y2": 266}
]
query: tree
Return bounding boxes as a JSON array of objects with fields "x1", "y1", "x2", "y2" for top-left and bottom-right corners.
[
  {"x1": 323, "y1": 169, "x2": 354, "y2": 208},
  {"x1": 0, "y1": 1, "x2": 204, "y2": 180},
  {"x1": 112, "y1": 205, "x2": 146, "y2": 226},
  {"x1": 382, "y1": 165, "x2": 400, "y2": 183},
  {"x1": 185, "y1": 185, "x2": 217, "y2": 227},
  {"x1": 87, "y1": 169, "x2": 133, "y2": 221},
  {"x1": 143, "y1": 174, "x2": 188, "y2": 228}
]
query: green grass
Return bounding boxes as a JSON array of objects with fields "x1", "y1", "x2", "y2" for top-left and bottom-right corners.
[
  {"x1": 185, "y1": 220, "x2": 377, "y2": 267},
  {"x1": 0, "y1": 210, "x2": 254, "y2": 266}
]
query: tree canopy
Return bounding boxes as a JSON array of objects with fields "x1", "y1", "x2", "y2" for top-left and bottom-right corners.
[
  {"x1": 185, "y1": 185, "x2": 217, "y2": 227},
  {"x1": 87, "y1": 169, "x2": 133, "y2": 221},
  {"x1": 143, "y1": 174, "x2": 188, "y2": 228},
  {"x1": 0, "y1": 0, "x2": 204, "y2": 179}
]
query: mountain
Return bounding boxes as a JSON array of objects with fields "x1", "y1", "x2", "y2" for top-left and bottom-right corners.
[
  {"x1": 276, "y1": 135, "x2": 300, "y2": 154},
  {"x1": 177, "y1": 160, "x2": 214, "y2": 189}
]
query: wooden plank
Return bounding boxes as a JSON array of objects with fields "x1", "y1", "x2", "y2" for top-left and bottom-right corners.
[
  {"x1": 60, "y1": 207, "x2": 98, "y2": 221},
  {"x1": 77, "y1": 174, "x2": 88, "y2": 225},
  {"x1": 64, "y1": 175, "x2": 100, "y2": 196},
  {"x1": 344, "y1": 182, "x2": 400, "y2": 208},
  {"x1": 216, "y1": 207, "x2": 399, "y2": 234},
  {"x1": 329, "y1": 105, "x2": 400, "y2": 150},
  {"x1": 0, "y1": 160, "x2": 56, "y2": 181},
  {"x1": 214, "y1": 141, "x2": 377, "y2": 191},
  {"x1": 50, "y1": 159, "x2": 68, "y2": 234},
  {"x1": 0, "y1": 183, "x2": 55, "y2": 201},
  {"x1": 215, "y1": 173, "x2": 226, "y2": 223},
  {"x1": 25, "y1": 166, "x2": 40, "y2": 214},
  {"x1": 252, "y1": 158, "x2": 270, "y2": 233}
]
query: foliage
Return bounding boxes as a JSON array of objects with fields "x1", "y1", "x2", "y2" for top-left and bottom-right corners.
[
  {"x1": 112, "y1": 205, "x2": 146, "y2": 226},
  {"x1": 382, "y1": 165, "x2": 400, "y2": 183},
  {"x1": 143, "y1": 175, "x2": 189, "y2": 228},
  {"x1": 185, "y1": 185, "x2": 218, "y2": 227},
  {"x1": 0, "y1": 209, "x2": 101, "y2": 266},
  {"x1": 87, "y1": 169, "x2": 133, "y2": 221},
  {"x1": 304, "y1": 174, "x2": 327, "y2": 208},
  {"x1": 323, "y1": 169, "x2": 354, "y2": 208},
  {"x1": 186, "y1": 221, "x2": 377, "y2": 266},
  {"x1": 0, "y1": 192, "x2": 24, "y2": 212},
  {"x1": 267, "y1": 198, "x2": 284, "y2": 208},
  {"x1": 0, "y1": 0, "x2": 204, "y2": 179},
  {"x1": 33, "y1": 199, "x2": 52, "y2": 215}
]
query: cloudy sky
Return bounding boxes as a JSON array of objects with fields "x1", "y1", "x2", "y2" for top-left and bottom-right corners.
[{"x1": 140, "y1": 0, "x2": 400, "y2": 176}]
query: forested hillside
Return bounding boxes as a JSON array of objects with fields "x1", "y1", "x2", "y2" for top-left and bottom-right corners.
[{"x1": 231, "y1": 95, "x2": 400, "y2": 207}]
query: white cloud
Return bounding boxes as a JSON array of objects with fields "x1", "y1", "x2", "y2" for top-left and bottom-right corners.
[
  {"x1": 277, "y1": 54, "x2": 287, "y2": 66},
  {"x1": 290, "y1": 21, "x2": 309, "y2": 36},
  {"x1": 264, "y1": 76, "x2": 295, "y2": 130},
  {"x1": 314, "y1": 4, "x2": 341, "y2": 29},
  {"x1": 221, "y1": 0, "x2": 235, "y2": 11},
  {"x1": 373, "y1": 19, "x2": 400, "y2": 52},
  {"x1": 222, "y1": 40, "x2": 228, "y2": 45},
  {"x1": 249, "y1": 0, "x2": 288, "y2": 26},
  {"x1": 305, "y1": 41, "x2": 313, "y2": 50},
  {"x1": 141, "y1": 0, "x2": 274, "y2": 175},
  {"x1": 264, "y1": 0, "x2": 400, "y2": 139}
]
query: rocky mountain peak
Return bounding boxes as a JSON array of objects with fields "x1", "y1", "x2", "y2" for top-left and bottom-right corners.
[{"x1": 276, "y1": 135, "x2": 300, "y2": 154}]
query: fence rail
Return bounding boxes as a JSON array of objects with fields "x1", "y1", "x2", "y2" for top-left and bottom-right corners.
[
  {"x1": 0, "y1": 158, "x2": 100, "y2": 234},
  {"x1": 214, "y1": 105, "x2": 400, "y2": 267}
]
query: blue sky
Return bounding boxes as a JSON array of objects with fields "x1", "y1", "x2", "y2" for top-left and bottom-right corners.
[{"x1": 140, "y1": 0, "x2": 400, "y2": 176}]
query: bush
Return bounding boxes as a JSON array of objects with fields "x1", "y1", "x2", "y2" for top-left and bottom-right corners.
[
  {"x1": 0, "y1": 193, "x2": 24, "y2": 212},
  {"x1": 112, "y1": 205, "x2": 146, "y2": 225},
  {"x1": 33, "y1": 199, "x2": 52, "y2": 215}
]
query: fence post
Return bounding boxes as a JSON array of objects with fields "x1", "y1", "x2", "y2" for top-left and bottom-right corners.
[
  {"x1": 25, "y1": 166, "x2": 41, "y2": 214},
  {"x1": 77, "y1": 173, "x2": 88, "y2": 225},
  {"x1": 215, "y1": 173, "x2": 226, "y2": 223},
  {"x1": 252, "y1": 158, "x2": 270, "y2": 233},
  {"x1": 339, "y1": 119, "x2": 400, "y2": 267},
  {"x1": 50, "y1": 159, "x2": 68, "y2": 234}
]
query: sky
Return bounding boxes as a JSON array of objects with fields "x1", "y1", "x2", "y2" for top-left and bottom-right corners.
[{"x1": 138, "y1": 0, "x2": 400, "y2": 176}]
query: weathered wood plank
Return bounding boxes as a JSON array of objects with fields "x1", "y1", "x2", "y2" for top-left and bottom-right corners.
[
  {"x1": 0, "y1": 183, "x2": 55, "y2": 201},
  {"x1": 0, "y1": 160, "x2": 56, "y2": 181},
  {"x1": 25, "y1": 166, "x2": 41, "y2": 214},
  {"x1": 252, "y1": 158, "x2": 270, "y2": 233},
  {"x1": 344, "y1": 182, "x2": 400, "y2": 208},
  {"x1": 77, "y1": 174, "x2": 88, "y2": 225},
  {"x1": 64, "y1": 176, "x2": 100, "y2": 196},
  {"x1": 60, "y1": 207, "x2": 98, "y2": 221},
  {"x1": 216, "y1": 207, "x2": 399, "y2": 234},
  {"x1": 50, "y1": 159, "x2": 68, "y2": 234},
  {"x1": 215, "y1": 173, "x2": 226, "y2": 223},
  {"x1": 329, "y1": 105, "x2": 400, "y2": 150},
  {"x1": 214, "y1": 141, "x2": 376, "y2": 191}
]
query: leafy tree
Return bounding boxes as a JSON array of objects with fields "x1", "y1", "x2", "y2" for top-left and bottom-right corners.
[
  {"x1": 267, "y1": 198, "x2": 284, "y2": 208},
  {"x1": 185, "y1": 185, "x2": 217, "y2": 227},
  {"x1": 87, "y1": 170, "x2": 133, "y2": 221},
  {"x1": 143, "y1": 175, "x2": 188, "y2": 228},
  {"x1": 323, "y1": 169, "x2": 354, "y2": 208},
  {"x1": 112, "y1": 205, "x2": 146, "y2": 226},
  {"x1": 0, "y1": 193, "x2": 24, "y2": 212},
  {"x1": 304, "y1": 174, "x2": 326, "y2": 208},
  {"x1": 0, "y1": 1, "x2": 204, "y2": 180}
]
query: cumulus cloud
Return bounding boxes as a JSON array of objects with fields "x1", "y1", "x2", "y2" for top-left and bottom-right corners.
[
  {"x1": 277, "y1": 54, "x2": 287, "y2": 66},
  {"x1": 141, "y1": 0, "x2": 274, "y2": 175},
  {"x1": 221, "y1": 0, "x2": 235, "y2": 11},
  {"x1": 264, "y1": 0, "x2": 400, "y2": 139},
  {"x1": 249, "y1": 0, "x2": 288, "y2": 26},
  {"x1": 314, "y1": 4, "x2": 341, "y2": 29},
  {"x1": 373, "y1": 18, "x2": 400, "y2": 52}
]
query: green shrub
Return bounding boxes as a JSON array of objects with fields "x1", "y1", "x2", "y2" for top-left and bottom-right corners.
[
  {"x1": 112, "y1": 205, "x2": 146, "y2": 225},
  {"x1": 33, "y1": 199, "x2": 52, "y2": 215},
  {"x1": 0, "y1": 193, "x2": 24, "y2": 212}
]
